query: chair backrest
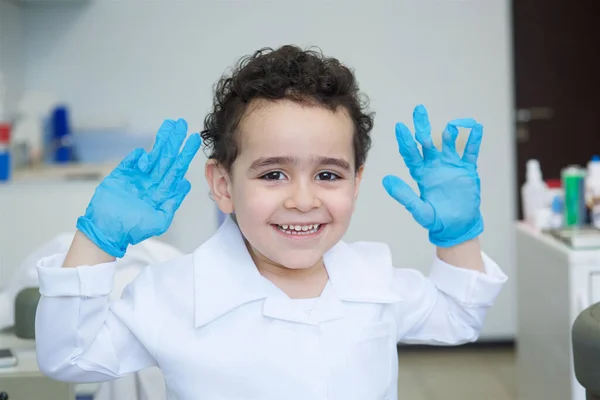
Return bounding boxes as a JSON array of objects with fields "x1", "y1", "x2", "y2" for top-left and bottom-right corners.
[{"x1": 572, "y1": 302, "x2": 600, "y2": 397}]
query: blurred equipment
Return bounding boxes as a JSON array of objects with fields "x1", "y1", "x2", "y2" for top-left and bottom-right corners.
[
  {"x1": 0, "y1": 123, "x2": 10, "y2": 182},
  {"x1": 0, "y1": 71, "x2": 11, "y2": 183},
  {"x1": 572, "y1": 302, "x2": 600, "y2": 399},
  {"x1": 521, "y1": 159, "x2": 549, "y2": 228},
  {"x1": 14, "y1": 287, "x2": 40, "y2": 339},
  {"x1": 10, "y1": 91, "x2": 59, "y2": 168},
  {"x1": 50, "y1": 106, "x2": 75, "y2": 164},
  {"x1": 562, "y1": 165, "x2": 587, "y2": 227},
  {"x1": 586, "y1": 155, "x2": 600, "y2": 228}
]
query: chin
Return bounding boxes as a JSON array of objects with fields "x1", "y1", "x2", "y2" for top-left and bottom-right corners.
[{"x1": 271, "y1": 251, "x2": 324, "y2": 270}]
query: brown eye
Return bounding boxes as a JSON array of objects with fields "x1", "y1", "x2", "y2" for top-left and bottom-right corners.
[
  {"x1": 316, "y1": 171, "x2": 340, "y2": 181},
  {"x1": 261, "y1": 171, "x2": 285, "y2": 181}
]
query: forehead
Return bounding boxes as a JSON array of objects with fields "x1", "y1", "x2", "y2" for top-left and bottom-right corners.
[{"x1": 237, "y1": 99, "x2": 354, "y2": 160}]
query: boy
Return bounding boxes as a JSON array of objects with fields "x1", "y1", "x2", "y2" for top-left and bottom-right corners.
[{"x1": 35, "y1": 45, "x2": 507, "y2": 400}]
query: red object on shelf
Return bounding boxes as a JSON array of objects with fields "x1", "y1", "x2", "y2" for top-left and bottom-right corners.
[
  {"x1": 0, "y1": 123, "x2": 10, "y2": 144},
  {"x1": 546, "y1": 178, "x2": 562, "y2": 189}
]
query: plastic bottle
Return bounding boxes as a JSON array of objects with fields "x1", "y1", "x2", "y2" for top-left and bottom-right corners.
[
  {"x1": 51, "y1": 105, "x2": 74, "y2": 163},
  {"x1": 0, "y1": 123, "x2": 11, "y2": 182},
  {"x1": 521, "y1": 159, "x2": 549, "y2": 228},
  {"x1": 549, "y1": 194, "x2": 564, "y2": 229},
  {"x1": 0, "y1": 72, "x2": 10, "y2": 182},
  {"x1": 585, "y1": 155, "x2": 600, "y2": 228}
]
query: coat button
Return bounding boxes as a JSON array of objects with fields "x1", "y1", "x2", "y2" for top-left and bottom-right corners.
[{"x1": 0, "y1": 392, "x2": 9, "y2": 400}]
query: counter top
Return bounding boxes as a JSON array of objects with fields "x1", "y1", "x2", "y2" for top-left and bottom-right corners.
[{"x1": 9, "y1": 162, "x2": 116, "y2": 184}]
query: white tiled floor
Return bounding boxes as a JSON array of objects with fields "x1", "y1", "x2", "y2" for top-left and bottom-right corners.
[{"x1": 397, "y1": 345, "x2": 516, "y2": 400}]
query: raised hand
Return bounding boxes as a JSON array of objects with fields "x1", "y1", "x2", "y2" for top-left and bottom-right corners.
[
  {"x1": 76, "y1": 119, "x2": 201, "y2": 257},
  {"x1": 382, "y1": 105, "x2": 484, "y2": 248}
]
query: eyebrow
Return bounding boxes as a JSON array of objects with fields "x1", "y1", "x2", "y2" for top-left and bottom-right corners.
[{"x1": 249, "y1": 156, "x2": 352, "y2": 172}]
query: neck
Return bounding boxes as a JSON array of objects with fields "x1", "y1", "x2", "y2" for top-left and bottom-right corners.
[{"x1": 245, "y1": 241, "x2": 328, "y2": 299}]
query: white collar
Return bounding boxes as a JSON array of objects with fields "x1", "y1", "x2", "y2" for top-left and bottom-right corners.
[{"x1": 193, "y1": 216, "x2": 401, "y2": 327}]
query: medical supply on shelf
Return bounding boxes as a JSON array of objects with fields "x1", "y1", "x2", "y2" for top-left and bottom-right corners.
[
  {"x1": 521, "y1": 159, "x2": 549, "y2": 228},
  {"x1": 586, "y1": 155, "x2": 600, "y2": 228},
  {"x1": 549, "y1": 194, "x2": 564, "y2": 229},
  {"x1": 0, "y1": 124, "x2": 11, "y2": 182},
  {"x1": 51, "y1": 106, "x2": 75, "y2": 163},
  {"x1": 562, "y1": 165, "x2": 587, "y2": 227},
  {"x1": 10, "y1": 91, "x2": 59, "y2": 167},
  {"x1": 0, "y1": 71, "x2": 10, "y2": 182}
]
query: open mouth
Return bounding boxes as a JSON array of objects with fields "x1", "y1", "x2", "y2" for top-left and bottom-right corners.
[{"x1": 272, "y1": 223, "x2": 324, "y2": 236}]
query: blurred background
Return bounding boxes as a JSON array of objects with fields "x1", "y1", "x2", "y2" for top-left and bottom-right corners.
[{"x1": 0, "y1": 0, "x2": 598, "y2": 399}]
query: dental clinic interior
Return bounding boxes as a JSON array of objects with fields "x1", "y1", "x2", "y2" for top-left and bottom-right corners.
[{"x1": 1, "y1": 0, "x2": 599, "y2": 399}]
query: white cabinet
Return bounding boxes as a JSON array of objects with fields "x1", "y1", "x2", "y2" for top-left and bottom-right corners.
[
  {"x1": 0, "y1": 181, "x2": 101, "y2": 286},
  {"x1": 515, "y1": 223, "x2": 600, "y2": 400}
]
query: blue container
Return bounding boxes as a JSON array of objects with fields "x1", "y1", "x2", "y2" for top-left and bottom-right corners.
[
  {"x1": 51, "y1": 106, "x2": 74, "y2": 163},
  {"x1": 0, "y1": 150, "x2": 9, "y2": 182},
  {"x1": 0, "y1": 123, "x2": 10, "y2": 181}
]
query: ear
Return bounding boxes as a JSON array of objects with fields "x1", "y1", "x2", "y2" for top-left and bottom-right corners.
[{"x1": 205, "y1": 159, "x2": 234, "y2": 214}]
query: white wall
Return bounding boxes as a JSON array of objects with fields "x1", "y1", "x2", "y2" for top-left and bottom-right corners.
[
  {"x1": 0, "y1": 0, "x2": 24, "y2": 117},
  {"x1": 21, "y1": 0, "x2": 516, "y2": 339}
]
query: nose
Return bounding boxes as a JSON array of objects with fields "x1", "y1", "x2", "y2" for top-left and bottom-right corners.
[{"x1": 284, "y1": 180, "x2": 321, "y2": 212}]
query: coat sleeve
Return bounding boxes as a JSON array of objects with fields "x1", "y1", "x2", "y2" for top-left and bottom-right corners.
[
  {"x1": 35, "y1": 254, "x2": 159, "y2": 383},
  {"x1": 393, "y1": 252, "x2": 507, "y2": 345}
]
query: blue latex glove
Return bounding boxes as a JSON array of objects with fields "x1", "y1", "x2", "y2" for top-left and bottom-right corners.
[
  {"x1": 76, "y1": 119, "x2": 201, "y2": 257},
  {"x1": 382, "y1": 105, "x2": 484, "y2": 248}
]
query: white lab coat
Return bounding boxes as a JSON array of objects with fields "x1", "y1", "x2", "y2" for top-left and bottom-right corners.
[
  {"x1": 35, "y1": 216, "x2": 507, "y2": 400},
  {"x1": 0, "y1": 232, "x2": 182, "y2": 330},
  {"x1": 0, "y1": 232, "x2": 181, "y2": 400}
]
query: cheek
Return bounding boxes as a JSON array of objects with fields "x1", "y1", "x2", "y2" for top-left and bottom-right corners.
[
  {"x1": 232, "y1": 182, "x2": 278, "y2": 216},
  {"x1": 323, "y1": 186, "x2": 357, "y2": 218}
]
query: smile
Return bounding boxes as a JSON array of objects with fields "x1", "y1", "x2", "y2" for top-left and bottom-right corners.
[{"x1": 273, "y1": 223, "x2": 324, "y2": 236}]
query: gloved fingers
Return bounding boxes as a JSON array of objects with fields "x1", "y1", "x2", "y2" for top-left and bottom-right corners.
[
  {"x1": 160, "y1": 179, "x2": 192, "y2": 216},
  {"x1": 462, "y1": 123, "x2": 483, "y2": 165},
  {"x1": 159, "y1": 133, "x2": 201, "y2": 192},
  {"x1": 441, "y1": 123, "x2": 460, "y2": 161},
  {"x1": 442, "y1": 118, "x2": 478, "y2": 162},
  {"x1": 382, "y1": 175, "x2": 434, "y2": 228},
  {"x1": 138, "y1": 119, "x2": 177, "y2": 172},
  {"x1": 151, "y1": 119, "x2": 189, "y2": 179},
  {"x1": 447, "y1": 118, "x2": 478, "y2": 128},
  {"x1": 413, "y1": 105, "x2": 438, "y2": 161},
  {"x1": 395, "y1": 122, "x2": 423, "y2": 173},
  {"x1": 118, "y1": 148, "x2": 146, "y2": 170}
]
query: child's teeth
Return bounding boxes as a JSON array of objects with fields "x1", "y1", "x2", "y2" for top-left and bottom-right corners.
[{"x1": 276, "y1": 224, "x2": 320, "y2": 235}]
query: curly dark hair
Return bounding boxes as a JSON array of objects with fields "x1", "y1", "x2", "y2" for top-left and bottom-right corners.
[{"x1": 200, "y1": 45, "x2": 374, "y2": 171}]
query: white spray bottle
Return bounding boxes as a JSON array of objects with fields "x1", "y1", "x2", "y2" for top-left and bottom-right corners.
[{"x1": 521, "y1": 159, "x2": 549, "y2": 228}]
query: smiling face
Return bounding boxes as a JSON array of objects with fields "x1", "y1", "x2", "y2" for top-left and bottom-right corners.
[{"x1": 206, "y1": 98, "x2": 363, "y2": 271}]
